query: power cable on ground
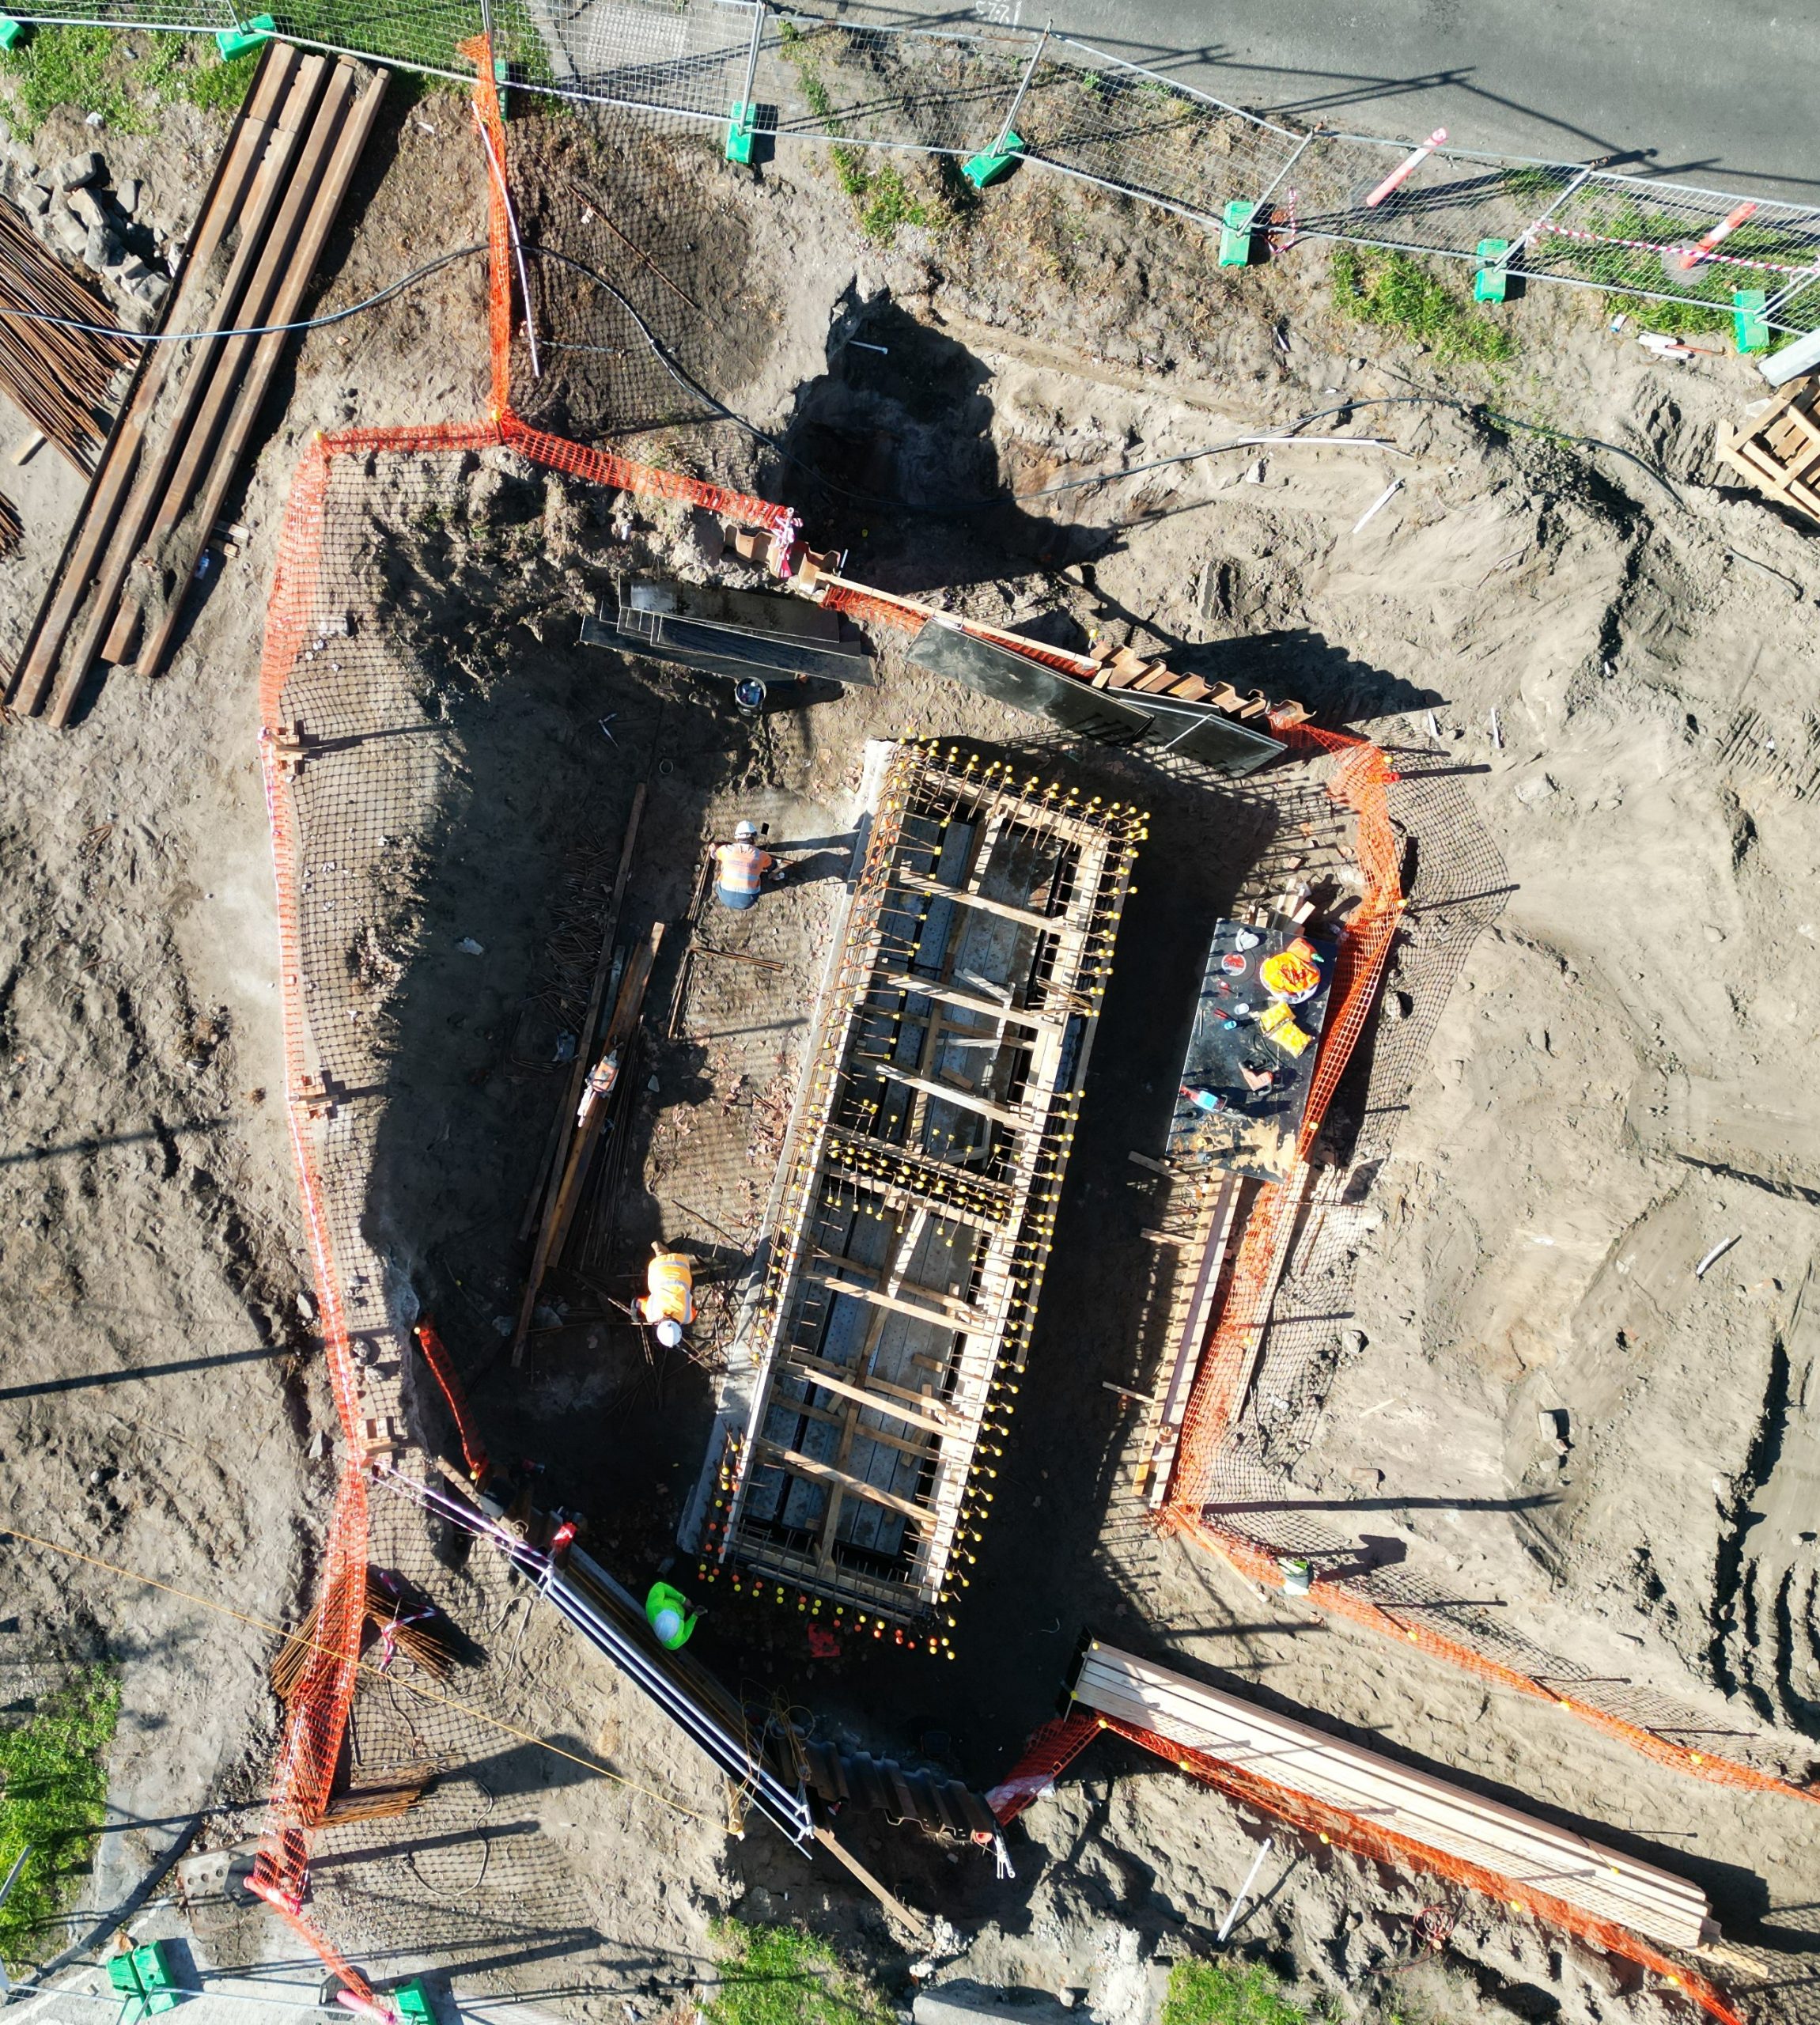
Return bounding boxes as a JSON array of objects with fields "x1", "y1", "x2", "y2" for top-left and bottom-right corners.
[{"x1": 0, "y1": 237, "x2": 1682, "y2": 509}]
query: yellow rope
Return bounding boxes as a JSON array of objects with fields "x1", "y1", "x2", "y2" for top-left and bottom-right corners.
[{"x1": 0, "y1": 1523, "x2": 719, "y2": 1828}]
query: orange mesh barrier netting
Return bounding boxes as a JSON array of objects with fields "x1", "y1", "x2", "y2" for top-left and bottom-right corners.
[
  {"x1": 1155, "y1": 721, "x2": 1819, "y2": 1807},
  {"x1": 985, "y1": 1707, "x2": 1747, "y2": 2025},
  {"x1": 1161, "y1": 721, "x2": 1402, "y2": 1501},
  {"x1": 247, "y1": 38, "x2": 804, "y2": 1999},
  {"x1": 1093, "y1": 1713, "x2": 1747, "y2": 2025}
]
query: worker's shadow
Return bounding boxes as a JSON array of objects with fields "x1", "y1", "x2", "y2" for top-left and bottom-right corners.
[
  {"x1": 780, "y1": 846, "x2": 853, "y2": 888},
  {"x1": 764, "y1": 292, "x2": 1113, "y2": 585}
]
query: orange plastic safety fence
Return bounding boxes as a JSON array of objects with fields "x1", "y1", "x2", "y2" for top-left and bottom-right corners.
[
  {"x1": 412, "y1": 1319, "x2": 489, "y2": 1481},
  {"x1": 986, "y1": 1711, "x2": 1103, "y2": 1826},
  {"x1": 501, "y1": 413, "x2": 796, "y2": 535},
  {"x1": 820, "y1": 583, "x2": 922, "y2": 633},
  {"x1": 1094, "y1": 1713, "x2": 1747, "y2": 2025},
  {"x1": 457, "y1": 34, "x2": 513, "y2": 416},
  {"x1": 1176, "y1": 1510, "x2": 1820, "y2": 1807}
]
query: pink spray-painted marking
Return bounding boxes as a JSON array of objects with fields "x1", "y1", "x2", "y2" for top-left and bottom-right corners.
[
  {"x1": 1679, "y1": 200, "x2": 1758, "y2": 269},
  {"x1": 1364, "y1": 128, "x2": 1447, "y2": 207}
]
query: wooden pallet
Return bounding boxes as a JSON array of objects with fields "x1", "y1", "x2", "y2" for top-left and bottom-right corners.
[
  {"x1": 6, "y1": 43, "x2": 387, "y2": 725},
  {"x1": 1072, "y1": 1642, "x2": 1713, "y2": 1949},
  {"x1": 1718, "y1": 374, "x2": 1820, "y2": 528}
]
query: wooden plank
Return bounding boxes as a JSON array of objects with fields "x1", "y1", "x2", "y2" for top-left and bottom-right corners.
[
  {"x1": 893, "y1": 872, "x2": 1064, "y2": 934},
  {"x1": 512, "y1": 920, "x2": 664, "y2": 1362},
  {"x1": 872, "y1": 1060, "x2": 1027, "y2": 1129},
  {"x1": 44, "y1": 52, "x2": 331, "y2": 725},
  {"x1": 118, "y1": 58, "x2": 357, "y2": 670},
  {"x1": 520, "y1": 785, "x2": 645, "y2": 1240},
  {"x1": 870, "y1": 972, "x2": 1054, "y2": 1029},
  {"x1": 135, "y1": 59, "x2": 387, "y2": 680},
  {"x1": 808, "y1": 1246, "x2": 979, "y2": 1323},
  {"x1": 808, "y1": 1268, "x2": 985, "y2": 1335},
  {"x1": 789, "y1": 1347, "x2": 976, "y2": 1422},
  {"x1": 7, "y1": 44, "x2": 302, "y2": 714},
  {"x1": 1073, "y1": 1661, "x2": 1708, "y2": 1935},
  {"x1": 758, "y1": 1442, "x2": 933, "y2": 1528},
  {"x1": 1072, "y1": 1645, "x2": 1709, "y2": 1945}
]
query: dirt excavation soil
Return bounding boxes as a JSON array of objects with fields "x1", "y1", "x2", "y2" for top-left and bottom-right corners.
[{"x1": 2, "y1": 69, "x2": 1819, "y2": 2025}]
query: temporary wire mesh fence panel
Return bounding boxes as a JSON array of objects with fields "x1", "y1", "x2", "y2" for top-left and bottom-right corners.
[{"x1": 2, "y1": 1, "x2": 1816, "y2": 331}]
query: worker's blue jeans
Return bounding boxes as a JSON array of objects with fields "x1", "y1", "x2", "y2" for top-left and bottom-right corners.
[{"x1": 717, "y1": 886, "x2": 759, "y2": 910}]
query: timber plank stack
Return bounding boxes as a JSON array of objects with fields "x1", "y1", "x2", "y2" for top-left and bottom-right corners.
[
  {"x1": 1718, "y1": 373, "x2": 1820, "y2": 528},
  {"x1": 1071, "y1": 1641, "x2": 1713, "y2": 1949},
  {"x1": 6, "y1": 42, "x2": 388, "y2": 727}
]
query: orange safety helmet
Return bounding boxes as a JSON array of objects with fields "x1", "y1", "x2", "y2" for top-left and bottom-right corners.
[{"x1": 1260, "y1": 937, "x2": 1321, "y2": 1001}]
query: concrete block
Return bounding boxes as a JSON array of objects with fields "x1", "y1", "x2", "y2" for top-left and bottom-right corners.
[
  {"x1": 53, "y1": 149, "x2": 104, "y2": 190},
  {"x1": 67, "y1": 185, "x2": 107, "y2": 229},
  {"x1": 914, "y1": 1985, "x2": 1080, "y2": 2025}
]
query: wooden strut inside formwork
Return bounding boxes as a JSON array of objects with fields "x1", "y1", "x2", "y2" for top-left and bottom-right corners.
[{"x1": 714, "y1": 749, "x2": 1141, "y2": 1627}]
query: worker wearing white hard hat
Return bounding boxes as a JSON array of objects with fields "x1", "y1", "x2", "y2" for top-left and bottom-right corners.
[
  {"x1": 713, "y1": 820, "x2": 777, "y2": 910},
  {"x1": 634, "y1": 1243, "x2": 695, "y2": 1345}
]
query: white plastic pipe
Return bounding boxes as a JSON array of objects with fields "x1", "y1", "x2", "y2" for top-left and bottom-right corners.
[{"x1": 1365, "y1": 129, "x2": 1446, "y2": 206}]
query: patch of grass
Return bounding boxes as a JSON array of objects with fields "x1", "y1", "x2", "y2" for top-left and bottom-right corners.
[
  {"x1": 180, "y1": 47, "x2": 260, "y2": 114},
  {"x1": 777, "y1": 23, "x2": 940, "y2": 243},
  {"x1": 0, "y1": 1667, "x2": 120, "y2": 1970},
  {"x1": 1603, "y1": 291, "x2": 1733, "y2": 339},
  {"x1": 1161, "y1": 1957, "x2": 1308, "y2": 2025},
  {"x1": 702, "y1": 1921, "x2": 895, "y2": 2025},
  {"x1": 0, "y1": 25, "x2": 148, "y2": 138},
  {"x1": 1331, "y1": 246, "x2": 1517, "y2": 365}
]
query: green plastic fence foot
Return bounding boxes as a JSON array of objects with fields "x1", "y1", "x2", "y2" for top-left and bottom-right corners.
[
  {"x1": 493, "y1": 53, "x2": 509, "y2": 116},
  {"x1": 0, "y1": 17, "x2": 26, "y2": 51},
  {"x1": 214, "y1": 13, "x2": 274, "y2": 59},
  {"x1": 1732, "y1": 288, "x2": 1770, "y2": 354},
  {"x1": 392, "y1": 1980, "x2": 435, "y2": 2025},
  {"x1": 1218, "y1": 199, "x2": 1258, "y2": 267},
  {"x1": 961, "y1": 128, "x2": 1022, "y2": 190},
  {"x1": 1473, "y1": 237, "x2": 1510, "y2": 303},
  {"x1": 107, "y1": 1943, "x2": 182, "y2": 2019},
  {"x1": 725, "y1": 98, "x2": 755, "y2": 165}
]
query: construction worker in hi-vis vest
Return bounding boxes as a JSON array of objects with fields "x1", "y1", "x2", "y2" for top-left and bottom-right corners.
[
  {"x1": 713, "y1": 820, "x2": 778, "y2": 910},
  {"x1": 634, "y1": 1243, "x2": 695, "y2": 1349}
]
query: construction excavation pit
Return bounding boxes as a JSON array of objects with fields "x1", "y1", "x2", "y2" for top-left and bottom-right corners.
[{"x1": 2, "y1": 30, "x2": 1820, "y2": 2025}]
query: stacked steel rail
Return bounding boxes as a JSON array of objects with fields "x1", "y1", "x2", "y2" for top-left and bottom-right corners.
[
  {"x1": 0, "y1": 199, "x2": 133, "y2": 469},
  {"x1": 709, "y1": 745, "x2": 1142, "y2": 1633},
  {"x1": 8, "y1": 42, "x2": 388, "y2": 725}
]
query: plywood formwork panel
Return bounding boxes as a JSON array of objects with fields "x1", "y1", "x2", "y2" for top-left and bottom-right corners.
[{"x1": 717, "y1": 745, "x2": 1144, "y2": 1627}]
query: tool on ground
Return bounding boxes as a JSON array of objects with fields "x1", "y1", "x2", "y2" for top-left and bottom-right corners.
[{"x1": 1216, "y1": 1834, "x2": 1274, "y2": 1941}]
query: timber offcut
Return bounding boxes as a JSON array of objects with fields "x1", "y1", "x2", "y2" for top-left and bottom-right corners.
[{"x1": 711, "y1": 744, "x2": 1144, "y2": 1631}]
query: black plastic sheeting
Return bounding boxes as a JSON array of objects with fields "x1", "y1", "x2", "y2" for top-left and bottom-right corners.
[{"x1": 907, "y1": 621, "x2": 1282, "y2": 777}]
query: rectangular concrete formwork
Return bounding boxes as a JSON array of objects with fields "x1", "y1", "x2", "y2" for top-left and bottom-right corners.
[{"x1": 713, "y1": 744, "x2": 1143, "y2": 1628}]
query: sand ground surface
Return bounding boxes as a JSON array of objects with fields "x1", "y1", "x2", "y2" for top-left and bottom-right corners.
[{"x1": 1, "y1": 65, "x2": 1818, "y2": 2025}]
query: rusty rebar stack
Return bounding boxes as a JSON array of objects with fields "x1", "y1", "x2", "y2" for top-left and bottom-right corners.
[
  {"x1": 0, "y1": 200, "x2": 134, "y2": 471},
  {"x1": 0, "y1": 492, "x2": 19, "y2": 558}
]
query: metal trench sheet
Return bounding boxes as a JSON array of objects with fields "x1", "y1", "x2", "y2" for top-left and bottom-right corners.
[
  {"x1": 718, "y1": 748, "x2": 1141, "y2": 1627},
  {"x1": 1167, "y1": 920, "x2": 1334, "y2": 1183}
]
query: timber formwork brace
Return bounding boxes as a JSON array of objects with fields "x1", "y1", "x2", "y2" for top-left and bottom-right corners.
[{"x1": 711, "y1": 745, "x2": 1145, "y2": 1632}]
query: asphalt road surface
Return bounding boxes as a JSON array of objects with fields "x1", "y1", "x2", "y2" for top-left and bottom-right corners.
[{"x1": 862, "y1": 0, "x2": 1818, "y2": 202}]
